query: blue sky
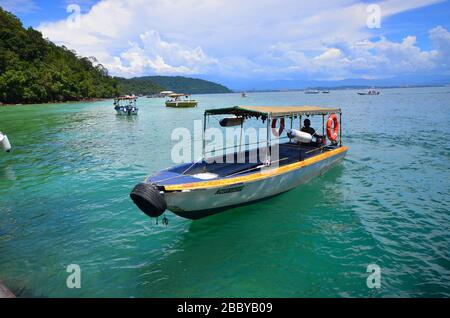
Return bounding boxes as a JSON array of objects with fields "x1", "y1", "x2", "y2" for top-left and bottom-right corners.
[{"x1": 1, "y1": 0, "x2": 450, "y2": 89}]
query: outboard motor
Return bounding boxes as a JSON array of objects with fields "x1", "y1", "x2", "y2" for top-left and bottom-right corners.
[
  {"x1": 287, "y1": 129, "x2": 312, "y2": 143},
  {"x1": 0, "y1": 132, "x2": 11, "y2": 152},
  {"x1": 130, "y1": 183, "x2": 167, "y2": 218}
]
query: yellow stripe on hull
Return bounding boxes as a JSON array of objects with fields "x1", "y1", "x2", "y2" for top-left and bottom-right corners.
[{"x1": 164, "y1": 146, "x2": 348, "y2": 191}]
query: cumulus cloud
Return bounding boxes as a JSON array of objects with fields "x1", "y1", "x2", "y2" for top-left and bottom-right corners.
[
  {"x1": 106, "y1": 30, "x2": 218, "y2": 76},
  {"x1": 36, "y1": 0, "x2": 449, "y2": 83}
]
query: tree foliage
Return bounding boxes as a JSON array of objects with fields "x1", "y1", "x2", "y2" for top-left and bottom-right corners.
[
  {"x1": 0, "y1": 7, "x2": 120, "y2": 104},
  {"x1": 115, "y1": 76, "x2": 232, "y2": 95}
]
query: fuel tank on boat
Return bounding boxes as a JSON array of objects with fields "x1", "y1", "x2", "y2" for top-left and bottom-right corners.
[{"x1": 287, "y1": 129, "x2": 312, "y2": 143}]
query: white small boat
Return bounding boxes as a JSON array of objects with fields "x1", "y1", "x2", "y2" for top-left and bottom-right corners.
[
  {"x1": 130, "y1": 105, "x2": 348, "y2": 220},
  {"x1": 165, "y1": 93, "x2": 198, "y2": 108},
  {"x1": 114, "y1": 96, "x2": 138, "y2": 115}
]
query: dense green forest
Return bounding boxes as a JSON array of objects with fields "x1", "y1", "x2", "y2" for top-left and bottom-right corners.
[
  {"x1": 116, "y1": 76, "x2": 232, "y2": 95},
  {"x1": 116, "y1": 77, "x2": 165, "y2": 95},
  {"x1": 0, "y1": 7, "x2": 119, "y2": 104}
]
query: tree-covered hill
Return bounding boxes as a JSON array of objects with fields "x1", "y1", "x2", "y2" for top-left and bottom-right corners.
[
  {"x1": 116, "y1": 76, "x2": 232, "y2": 95},
  {"x1": 115, "y1": 77, "x2": 165, "y2": 95},
  {"x1": 0, "y1": 7, "x2": 119, "y2": 104}
]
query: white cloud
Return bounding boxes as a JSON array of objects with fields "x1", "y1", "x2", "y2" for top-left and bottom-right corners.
[
  {"x1": 36, "y1": 0, "x2": 449, "y2": 82},
  {"x1": 106, "y1": 30, "x2": 218, "y2": 76},
  {"x1": 314, "y1": 48, "x2": 343, "y2": 62}
]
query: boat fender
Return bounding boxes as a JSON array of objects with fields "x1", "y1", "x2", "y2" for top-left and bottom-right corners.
[
  {"x1": 271, "y1": 118, "x2": 285, "y2": 137},
  {"x1": 326, "y1": 114, "x2": 339, "y2": 142},
  {"x1": 130, "y1": 183, "x2": 167, "y2": 218},
  {"x1": 219, "y1": 117, "x2": 244, "y2": 127},
  {"x1": 287, "y1": 129, "x2": 312, "y2": 143},
  {"x1": 0, "y1": 133, "x2": 12, "y2": 152}
]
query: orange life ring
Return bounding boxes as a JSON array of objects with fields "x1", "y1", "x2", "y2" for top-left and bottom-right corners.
[
  {"x1": 271, "y1": 118, "x2": 285, "y2": 137},
  {"x1": 326, "y1": 114, "x2": 339, "y2": 142}
]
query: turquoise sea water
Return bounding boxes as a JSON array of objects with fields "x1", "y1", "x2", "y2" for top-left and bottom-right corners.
[{"x1": 0, "y1": 87, "x2": 449, "y2": 297}]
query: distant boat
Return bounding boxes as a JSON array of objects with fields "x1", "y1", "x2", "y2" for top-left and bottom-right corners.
[
  {"x1": 322, "y1": 90, "x2": 330, "y2": 94},
  {"x1": 114, "y1": 95, "x2": 138, "y2": 115},
  {"x1": 357, "y1": 89, "x2": 380, "y2": 95},
  {"x1": 241, "y1": 92, "x2": 247, "y2": 97},
  {"x1": 165, "y1": 93, "x2": 198, "y2": 108},
  {"x1": 304, "y1": 89, "x2": 319, "y2": 94}
]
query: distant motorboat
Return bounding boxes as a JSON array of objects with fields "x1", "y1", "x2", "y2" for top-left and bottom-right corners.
[
  {"x1": 241, "y1": 92, "x2": 247, "y2": 97},
  {"x1": 357, "y1": 89, "x2": 380, "y2": 95},
  {"x1": 165, "y1": 93, "x2": 198, "y2": 108},
  {"x1": 114, "y1": 95, "x2": 139, "y2": 115},
  {"x1": 322, "y1": 90, "x2": 330, "y2": 94}
]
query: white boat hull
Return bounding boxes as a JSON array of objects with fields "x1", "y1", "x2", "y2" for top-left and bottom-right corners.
[{"x1": 163, "y1": 148, "x2": 346, "y2": 219}]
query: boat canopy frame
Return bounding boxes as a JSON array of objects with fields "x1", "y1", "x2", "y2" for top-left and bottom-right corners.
[
  {"x1": 204, "y1": 105, "x2": 341, "y2": 118},
  {"x1": 202, "y1": 105, "x2": 343, "y2": 164},
  {"x1": 114, "y1": 96, "x2": 137, "y2": 107}
]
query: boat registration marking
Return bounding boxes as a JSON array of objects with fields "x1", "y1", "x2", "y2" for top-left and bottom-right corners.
[{"x1": 215, "y1": 185, "x2": 244, "y2": 194}]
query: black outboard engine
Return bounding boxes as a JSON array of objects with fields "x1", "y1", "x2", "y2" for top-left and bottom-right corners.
[{"x1": 130, "y1": 183, "x2": 167, "y2": 218}]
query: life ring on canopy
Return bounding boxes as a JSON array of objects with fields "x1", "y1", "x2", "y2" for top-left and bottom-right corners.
[
  {"x1": 271, "y1": 118, "x2": 285, "y2": 137},
  {"x1": 326, "y1": 114, "x2": 339, "y2": 142}
]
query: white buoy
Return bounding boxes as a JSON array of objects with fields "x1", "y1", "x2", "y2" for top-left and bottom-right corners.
[
  {"x1": 287, "y1": 129, "x2": 312, "y2": 143},
  {"x1": 0, "y1": 132, "x2": 12, "y2": 152}
]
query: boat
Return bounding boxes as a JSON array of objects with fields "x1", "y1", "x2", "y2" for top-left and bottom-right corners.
[
  {"x1": 130, "y1": 105, "x2": 348, "y2": 220},
  {"x1": 304, "y1": 89, "x2": 319, "y2": 94},
  {"x1": 241, "y1": 92, "x2": 247, "y2": 97},
  {"x1": 0, "y1": 131, "x2": 11, "y2": 152},
  {"x1": 357, "y1": 89, "x2": 380, "y2": 95},
  {"x1": 322, "y1": 90, "x2": 330, "y2": 94},
  {"x1": 114, "y1": 96, "x2": 138, "y2": 115},
  {"x1": 165, "y1": 93, "x2": 198, "y2": 108}
]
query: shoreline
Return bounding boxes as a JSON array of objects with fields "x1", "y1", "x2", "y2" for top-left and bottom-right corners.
[{"x1": 0, "y1": 97, "x2": 110, "y2": 107}]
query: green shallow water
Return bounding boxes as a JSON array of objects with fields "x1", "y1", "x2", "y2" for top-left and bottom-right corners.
[{"x1": 0, "y1": 87, "x2": 449, "y2": 297}]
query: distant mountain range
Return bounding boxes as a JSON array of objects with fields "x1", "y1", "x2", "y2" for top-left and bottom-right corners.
[{"x1": 116, "y1": 76, "x2": 232, "y2": 95}]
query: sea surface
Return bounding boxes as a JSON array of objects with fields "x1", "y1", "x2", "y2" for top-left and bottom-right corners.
[{"x1": 0, "y1": 87, "x2": 449, "y2": 297}]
